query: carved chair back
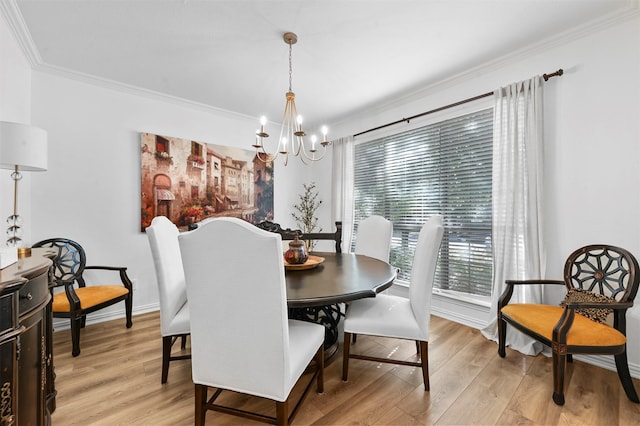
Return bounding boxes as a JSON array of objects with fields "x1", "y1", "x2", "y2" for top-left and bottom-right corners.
[
  {"x1": 563, "y1": 244, "x2": 639, "y2": 302},
  {"x1": 562, "y1": 244, "x2": 639, "y2": 327},
  {"x1": 256, "y1": 220, "x2": 343, "y2": 253},
  {"x1": 33, "y1": 238, "x2": 86, "y2": 288}
]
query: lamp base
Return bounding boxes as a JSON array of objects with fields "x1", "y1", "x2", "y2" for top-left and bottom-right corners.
[{"x1": 18, "y1": 247, "x2": 31, "y2": 258}]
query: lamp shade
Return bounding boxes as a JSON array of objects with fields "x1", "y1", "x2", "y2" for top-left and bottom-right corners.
[{"x1": 0, "y1": 121, "x2": 48, "y2": 171}]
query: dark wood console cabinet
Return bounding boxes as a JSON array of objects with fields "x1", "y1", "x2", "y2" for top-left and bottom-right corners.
[{"x1": 0, "y1": 249, "x2": 55, "y2": 425}]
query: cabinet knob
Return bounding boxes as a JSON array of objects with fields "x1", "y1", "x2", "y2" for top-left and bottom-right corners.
[{"x1": 20, "y1": 292, "x2": 33, "y2": 301}]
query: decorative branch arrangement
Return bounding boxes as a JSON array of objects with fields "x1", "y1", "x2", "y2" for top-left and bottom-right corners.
[{"x1": 291, "y1": 182, "x2": 322, "y2": 251}]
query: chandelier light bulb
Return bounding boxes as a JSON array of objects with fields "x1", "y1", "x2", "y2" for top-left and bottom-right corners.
[
  {"x1": 256, "y1": 116, "x2": 269, "y2": 139},
  {"x1": 311, "y1": 135, "x2": 317, "y2": 152},
  {"x1": 253, "y1": 133, "x2": 261, "y2": 148}
]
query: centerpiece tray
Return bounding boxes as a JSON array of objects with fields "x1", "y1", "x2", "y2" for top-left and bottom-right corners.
[{"x1": 284, "y1": 255, "x2": 325, "y2": 270}]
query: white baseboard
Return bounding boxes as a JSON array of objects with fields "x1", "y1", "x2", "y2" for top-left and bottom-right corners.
[{"x1": 574, "y1": 354, "x2": 640, "y2": 379}]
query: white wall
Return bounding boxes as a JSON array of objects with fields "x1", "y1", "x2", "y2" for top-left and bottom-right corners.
[
  {"x1": 0, "y1": 10, "x2": 30, "y2": 119},
  {"x1": 329, "y1": 14, "x2": 640, "y2": 374},
  {"x1": 0, "y1": 11, "x2": 36, "y2": 244}
]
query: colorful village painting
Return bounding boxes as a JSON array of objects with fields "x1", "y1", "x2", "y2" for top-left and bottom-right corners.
[{"x1": 140, "y1": 132, "x2": 274, "y2": 231}]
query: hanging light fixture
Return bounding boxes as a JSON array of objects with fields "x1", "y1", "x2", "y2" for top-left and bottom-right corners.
[{"x1": 253, "y1": 32, "x2": 330, "y2": 166}]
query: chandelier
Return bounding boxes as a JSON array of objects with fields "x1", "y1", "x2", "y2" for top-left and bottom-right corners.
[{"x1": 253, "y1": 32, "x2": 330, "y2": 166}]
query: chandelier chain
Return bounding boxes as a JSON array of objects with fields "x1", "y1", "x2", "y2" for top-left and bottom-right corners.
[{"x1": 288, "y1": 42, "x2": 293, "y2": 92}]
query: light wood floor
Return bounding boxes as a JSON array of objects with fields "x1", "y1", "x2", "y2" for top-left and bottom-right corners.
[{"x1": 50, "y1": 311, "x2": 640, "y2": 425}]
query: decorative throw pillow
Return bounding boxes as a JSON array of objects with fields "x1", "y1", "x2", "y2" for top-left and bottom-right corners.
[{"x1": 560, "y1": 288, "x2": 614, "y2": 323}]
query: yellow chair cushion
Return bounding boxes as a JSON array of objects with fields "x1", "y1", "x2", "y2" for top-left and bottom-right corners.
[
  {"x1": 52, "y1": 285, "x2": 129, "y2": 312},
  {"x1": 502, "y1": 304, "x2": 626, "y2": 348}
]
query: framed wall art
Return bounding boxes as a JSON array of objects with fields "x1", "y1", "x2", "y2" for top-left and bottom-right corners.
[{"x1": 140, "y1": 132, "x2": 274, "y2": 231}]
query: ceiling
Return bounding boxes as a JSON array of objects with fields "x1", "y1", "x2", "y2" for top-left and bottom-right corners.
[{"x1": 2, "y1": 0, "x2": 636, "y2": 130}]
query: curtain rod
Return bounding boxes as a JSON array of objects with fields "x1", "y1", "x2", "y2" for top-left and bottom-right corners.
[{"x1": 353, "y1": 68, "x2": 564, "y2": 138}]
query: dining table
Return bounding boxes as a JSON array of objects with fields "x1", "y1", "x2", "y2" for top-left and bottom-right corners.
[{"x1": 285, "y1": 252, "x2": 396, "y2": 359}]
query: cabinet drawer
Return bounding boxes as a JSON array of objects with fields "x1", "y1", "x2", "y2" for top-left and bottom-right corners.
[{"x1": 18, "y1": 272, "x2": 49, "y2": 315}]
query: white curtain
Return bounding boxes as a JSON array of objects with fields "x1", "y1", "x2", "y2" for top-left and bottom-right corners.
[
  {"x1": 331, "y1": 136, "x2": 354, "y2": 252},
  {"x1": 481, "y1": 76, "x2": 546, "y2": 355}
]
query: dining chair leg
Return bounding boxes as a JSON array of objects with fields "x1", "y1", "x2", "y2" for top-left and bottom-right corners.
[
  {"x1": 419, "y1": 340, "x2": 429, "y2": 391},
  {"x1": 497, "y1": 315, "x2": 507, "y2": 358},
  {"x1": 181, "y1": 335, "x2": 187, "y2": 350},
  {"x1": 342, "y1": 331, "x2": 352, "y2": 381},
  {"x1": 615, "y1": 351, "x2": 640, "y2": 402},
  {"x1": 125, "y1": 294, "x2": 133, "y2": 328},
  {"x1": 195, "y1": 383, "x2": 207, "y2": 426},
  {"x1": 552, "y1": 350, "x2": 566, "y2": 405},
  {"x1": 70, "y1": 316, "x2": 82, "y2": 357},
  {"x1": 276, "y1": 400, "x2": 288, "y2": 426},
  {"x1": 161, "y1": 336, "x2": 171, "y2": 384}
]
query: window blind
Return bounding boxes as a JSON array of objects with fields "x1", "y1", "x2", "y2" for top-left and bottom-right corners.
[{"x1": 353, "y1": 108, "x2": 493, "y2": 296}]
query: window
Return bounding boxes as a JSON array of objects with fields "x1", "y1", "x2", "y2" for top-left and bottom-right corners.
[
  {"x1": 191, "y1": 141, "x2": 203, "y2": 156},
  {"x1": 156, "y1": 136, "x2": 169, "y2": 153},
  {"x1": 353, "y1": 108, "x2": 493, "y2": 297}
]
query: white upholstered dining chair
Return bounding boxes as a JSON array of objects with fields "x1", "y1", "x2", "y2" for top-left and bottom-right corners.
[
  {"x1": 342, "y1": 214, "x2": 444, "y2": 391},
  {"x1": 178, "y1": 217, "x2": 324, "y2": 426},
  {"x1": 354, "y1": 215, "x2": 393, "y2": 262},
  {"x1": 146, "y1": 215, "x2": 191, "y2": 383},
  {"x1": 350, "y1": 215, "x2": 394, "y2": 344}
]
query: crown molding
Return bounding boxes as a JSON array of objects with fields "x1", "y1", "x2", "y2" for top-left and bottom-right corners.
[
  {"x1": 0, "y1": 0, "x2": 42, "y2": 66},
  {"x1": 32, "y1": 62, "x2": 257, "y2": 121}
]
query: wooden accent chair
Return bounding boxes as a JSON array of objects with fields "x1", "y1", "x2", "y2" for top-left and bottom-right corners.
[
  {"x1": 32, "y1": 238, "x2": 133, "y2": 356},
  {"x1": 256, "y1": 220, "x2": 343, "y2": 253},
  {"x1": 146, "y1": 216, "x2": 191, "y2": 383},
  {"x1": 179, "y1": 217, "x2": 324, "y2": 425},
  {"x1": 342, "y1": 215, "x2": 444, "y2": 391},
  {"x1": 498, "y1": 244, "x2": 640, "y2": 405},
  {"x1": 354, "y1": 215, "x2": 393, "y2": 262}
]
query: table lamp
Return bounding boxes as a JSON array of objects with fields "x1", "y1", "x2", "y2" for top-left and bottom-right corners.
[{"x1": 0, "y1": 121, "x2": 48, "y2": 257}]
